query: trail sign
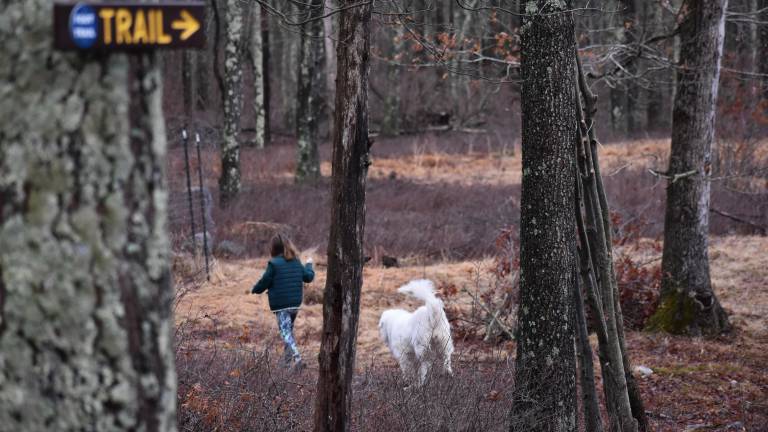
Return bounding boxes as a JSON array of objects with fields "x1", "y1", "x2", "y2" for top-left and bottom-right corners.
[{"x1": 54, "y1": 1, "x2": 205, "y2": 51}]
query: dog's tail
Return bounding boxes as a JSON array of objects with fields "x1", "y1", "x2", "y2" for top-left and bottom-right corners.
[{"x1": 398, "y1": 279, "x2": 443, "y2": 316}]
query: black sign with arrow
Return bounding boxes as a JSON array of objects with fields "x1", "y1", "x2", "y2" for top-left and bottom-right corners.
[{"x1": 53, "y1": 1, "x2": 206, "y2": 51}]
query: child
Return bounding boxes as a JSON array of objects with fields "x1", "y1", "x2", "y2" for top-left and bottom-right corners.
[{"x1": 250, "y1": 234, "x2": 315, "y2": 369}]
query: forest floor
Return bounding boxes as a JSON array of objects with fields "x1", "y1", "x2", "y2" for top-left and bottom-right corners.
[{"x1": 173, "y1": 135, "x2": 768, "y2": 431}]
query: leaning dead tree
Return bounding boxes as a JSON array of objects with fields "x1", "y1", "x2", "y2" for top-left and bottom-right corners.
[
  {"x1": 313, "y1": 1, "x2": 373, "y2": 431},
  {"x1": 574, "y1": 48, "x2": 647, "y2": 432},
  {"x1": 0, "y1": 1, "x2": 175, "y2": 430},
  {"x1": 647, "y1": 0, "x2": 731, "y2": 336}
]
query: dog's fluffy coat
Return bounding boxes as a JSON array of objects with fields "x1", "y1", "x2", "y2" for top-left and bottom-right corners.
[{"x1": 378, "y1": 279, "x2": 454, "y2": 385}]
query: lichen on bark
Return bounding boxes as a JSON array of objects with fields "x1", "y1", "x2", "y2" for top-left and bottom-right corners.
[{"x1": 0, "y1": 1, "x2": 175, "y2": 431}]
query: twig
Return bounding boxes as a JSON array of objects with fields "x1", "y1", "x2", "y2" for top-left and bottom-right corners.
[
  {"x1": 460, "y1": 287, "x2": 515, "y2": 341},
  {"x1": 710, "y1": 207, "x2": 767, "y2": 235},
  {"x1": 647, "y1": 168, "x2": 698, "y2": 183}
]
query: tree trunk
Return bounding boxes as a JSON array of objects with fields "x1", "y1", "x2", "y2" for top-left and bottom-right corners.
[
  {"x1": 219, "y1": 0, "x2": 245, "y2": 206},
  {"x1": 572, "y1": 258, "x2": 604, "y2": 432},
  {"x1": 295, "y1": 0, "x2": 325, "y2": 182},
  {"x1": 511, "y1": 2, "x2": 578, "y2": 431},
  {"x1": 183, "y1": 51, "x2": 195, "y2": 120},
  {"x1": 280, "y1": 2, "x2": 299, "y2": 133},
  {"x1": 576, "y1": 52, "x2": 642, "y2": 432},
  {"x1": 648, "y1": 0, "x2": 731, "y2": 336},
  {"x1": 381, "y1": 23, "x2": 403, "y2": 136},
  {"x1": 323, "y1": 1, "x2": 337, "y2": 140},
  {"x1": 249, "y1": 1, "x2": 267, "y2": 149},
  {"x1": 645, "y1": 0, "x2": 665, "y2": 131},
  {"x1": 312, "y1": 1, "x2": 372, "y2": 430},
  {"x1": 622, "y1": 0, "x2": 640, "y2": 134},
  {"x1": 196, "y1": 0, "x2": 213, "y2": 111},
  {"x1": 0, "y1": 2, "x2": 175, "y2": 430},
  {"x1": 261, "y1": 4, "x2": 271, "y2": 144},
  {"x1": 759, "y1": 0, "x2": 768, "y2": 99}
]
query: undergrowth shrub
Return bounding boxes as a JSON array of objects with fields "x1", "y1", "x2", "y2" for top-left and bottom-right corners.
[
  {"x1": 611, "y1": 212, "x2": 662, "y2": 330},
  {"x1": 441, "y1": 227, "x2": 520, "y2": 342},
  {"x1": 175, "y1": 325, "x2": 524, "y2": 432}
]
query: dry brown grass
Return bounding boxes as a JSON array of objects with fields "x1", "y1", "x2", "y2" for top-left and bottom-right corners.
[{"x1": 172, "y1": 135, "x2": 768, "y2": 430}]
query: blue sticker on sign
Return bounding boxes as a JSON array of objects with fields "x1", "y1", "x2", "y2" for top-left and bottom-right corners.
[{"x1": 69, "y1": 3, "x2": 98, "y2": 49}]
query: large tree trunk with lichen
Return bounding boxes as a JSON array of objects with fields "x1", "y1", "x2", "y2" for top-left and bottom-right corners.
[
  {"x1": 0, "y1": 2, "x2": 175, "y2": 431},
  {"x1": 648, "y1": 0, "x2": 731, "y2": 336},
  {"x1": 295, "y1": 0, "x2": 325, "y2": 182},
  {"x1": 219, "y1": 0, "x2": 245, "y2": 206},
  {"x1": 249, "y1": 1, "x2": 267, "y2": 149},
  {"x1": 510, "y1": 2, "x2": 577, "y2": 431},
  {"x1": 312, "y1": 1, "x2": 372, "y2": 430}
]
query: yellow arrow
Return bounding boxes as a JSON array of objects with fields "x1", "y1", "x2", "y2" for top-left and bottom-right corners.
[{"x1": 171, "y1": 9, "x2": 199, "y2": 41}]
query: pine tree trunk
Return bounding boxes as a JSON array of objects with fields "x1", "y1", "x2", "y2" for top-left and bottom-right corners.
[
  {"x1": 295, "y1": 0, "x2": 325, "y2": 182},
  {"x1": 219, "y1": 0, "x2": 245, "y2": 206},
  {"x1": 250, "y1": 1, "x2": 267, "y2": 149},
  {"x1": 312, "y1": 1, "x2": 372, "y2": 430},
  {"x1": 648, "y1": 0, "x2": 731, "y2": 336},
  {"x1": 0, "y1": 2, "x2": 175, "y2": 430},
  {"x1": 511, "y1": 2, "x2": 578, "y2": 430}
]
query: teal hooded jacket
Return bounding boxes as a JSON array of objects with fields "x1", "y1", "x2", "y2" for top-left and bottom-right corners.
[{"x1": 252, "y1": 256, "x2": 315, "y2": 311}]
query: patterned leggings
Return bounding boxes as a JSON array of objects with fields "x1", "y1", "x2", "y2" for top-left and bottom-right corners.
[{"x1": 276, "y1": 309, "x2": 300, "y2": 363}]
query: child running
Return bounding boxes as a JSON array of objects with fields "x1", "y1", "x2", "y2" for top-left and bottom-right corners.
[{"x1": 249, "y1": 234, "x2": 315, "y2": 369}]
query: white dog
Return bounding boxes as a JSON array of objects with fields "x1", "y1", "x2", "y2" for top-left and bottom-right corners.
[{"x1": 379, "y1": 279, "x2": 454, "y2": 385}]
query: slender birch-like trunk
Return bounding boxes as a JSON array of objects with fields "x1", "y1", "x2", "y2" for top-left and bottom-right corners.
[{"x1": 219, "y1": 0, "x2": 245, "y2": 206}]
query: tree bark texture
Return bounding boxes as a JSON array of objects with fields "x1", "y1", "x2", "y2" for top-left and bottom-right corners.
[
  {"x1": 648, "y1": 0, "x2": 731, "y2": 336},
  {"x1": 182, "y1": 50, "x2": 195, "y2": 122},
  {"x1": 323, "y1": 1, "x2": 337, "y2": 139},
  {"x1": 644, "y1": 0, "x2": 665, "y2": 130},
  {"x1": 219, "y1": 0, "x2": 245, "y2": 206},
  {"x1": 381, "y1": 23, "x2": 403, "y2": 136},
  {"x1": 261, "y1": 5, "x2": 271, "y2": 144},
  {"x1": 295, "y1": 0, "x2": 325, "y2": 182},
  {"x1": 622, "y1": 0, "x2": 639, "y2": 134},
  {"x1": 511, "y1": 3, "x2": 577, "y2": 431},
  {"x1": 312, "y1": 1, "x2": 372, "y2": 430},
  {"x1": 0, "y1": 2, "x2": 175, "y2": 431},
  {"x1": 195, "y1": 0, "x2": 213, "y2": 110},
  {"x1": 249, "y1": 1, "x2": 267, "y2": 149},
  {"x1": 759, "y1": 0, "x2": 768, "y2": 99}
]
